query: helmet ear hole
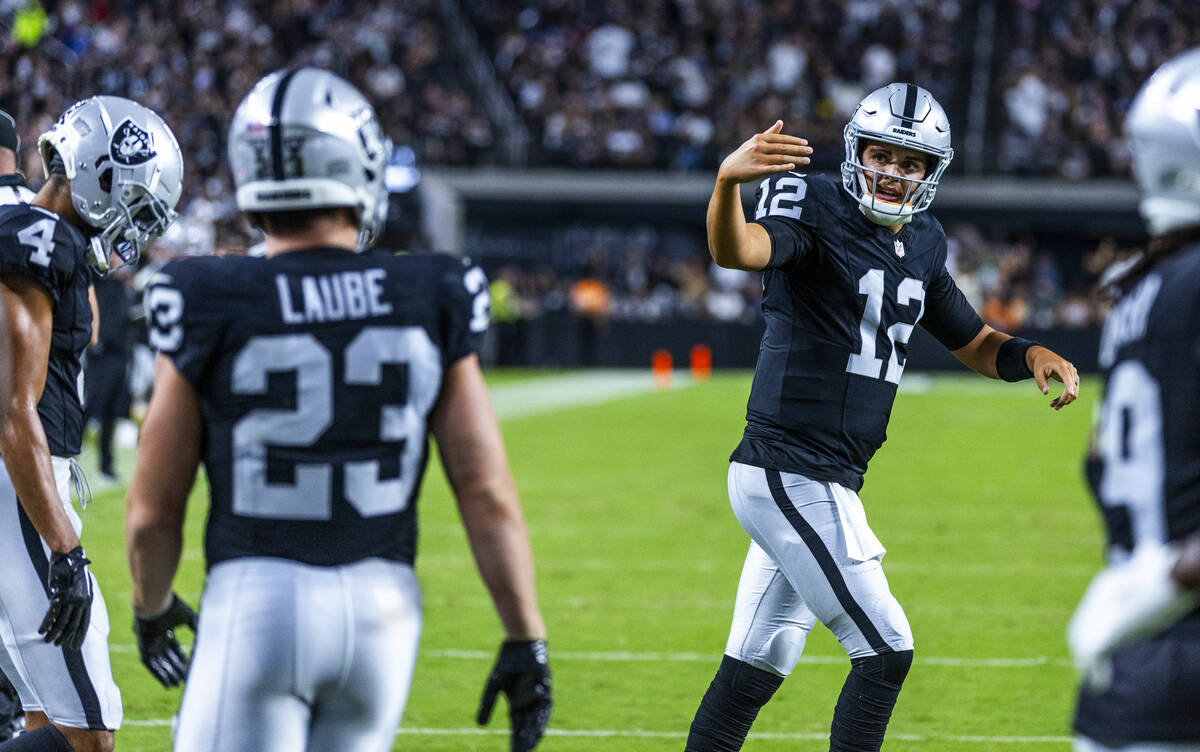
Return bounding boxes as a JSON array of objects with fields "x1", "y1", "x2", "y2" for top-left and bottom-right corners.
[{"x1": 99, "y1": 168, "x2": 113, "y2": 194}]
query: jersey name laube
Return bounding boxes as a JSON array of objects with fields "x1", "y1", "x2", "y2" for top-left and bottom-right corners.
[{"x1": 276, "y1": 268, "x2": 394, "y2": 324}]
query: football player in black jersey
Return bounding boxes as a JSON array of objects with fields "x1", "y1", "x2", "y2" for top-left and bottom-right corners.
[
  {"x1": 0, "y1": 97, "x2": 182, "y2": 752},
  {"x1": 0, "y1": 108, "x2": 23, "y2": 744},
  {"x1": 685, "y1": 84, "x2": 1080, "y2": 752},
  {"x1": 1067, "y1": 47, "x2": 1200, "y2": 752},
  {"x1": 125, "y1": 68, "x2": 551, "y2": 752}
]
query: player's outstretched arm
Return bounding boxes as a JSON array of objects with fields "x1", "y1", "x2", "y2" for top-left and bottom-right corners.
[
  {"x1": 708, "y1": 120, "x2": 812, "y2": 271},
  {"x1": 126, "y1": 353, "x2": 201, "y2": 620},
  {"x1": 951, "y1": 323, "x2": 1080, "y2": 410},
  {"x1": 432, "y1": 353, "x2": 550, "y2": 750}
]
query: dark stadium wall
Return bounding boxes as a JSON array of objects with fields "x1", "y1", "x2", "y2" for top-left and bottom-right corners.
[{"x1": 481, "y1": 314, "x2": 1102, "y2": 373}]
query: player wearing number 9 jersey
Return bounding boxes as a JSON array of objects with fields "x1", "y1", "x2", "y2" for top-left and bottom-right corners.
[
  {"x1": 686, "y1": 84, "x2": 1080, "y2": 752},
  {"x1": 126, "y1": 68, "x2": 550, "y2": 752},
  {"x1": 1067, "y1": 47, "x2": 1200, "y2": 752}
]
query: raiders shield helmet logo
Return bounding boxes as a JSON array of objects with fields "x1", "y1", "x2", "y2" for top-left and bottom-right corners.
[{"x1": 110, "y1": 119, "x2": 157, "y2": 166}]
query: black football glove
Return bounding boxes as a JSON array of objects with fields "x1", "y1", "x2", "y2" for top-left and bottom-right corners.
[
  {"x1": 133, "y1": 593, "x2": 197, "y2": 688},
  {"x1": 477, "y1": 639, "x2": 552, "y2": 752},
  {"x1": 38, "y1": 546, "x2": 93, "y2": 651}
]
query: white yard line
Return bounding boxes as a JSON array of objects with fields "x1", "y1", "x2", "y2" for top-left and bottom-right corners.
[
  {"x1": 107, "y1": 643, "x2": 1069, "y2": 667},
  {"x1": 489, "y1": 369, "x2": 693, "y2": 419},
  {"x1": 118, "y1": 720, "x2": 1071, "y2": 743},
  {"x1": 416, "y1": 552, "x2": 1097, "y2": 578}
]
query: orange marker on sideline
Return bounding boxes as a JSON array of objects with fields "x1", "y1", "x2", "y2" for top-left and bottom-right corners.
[
  {"x1": 690, "y1": 344, "x2": 712, "y2": 382},
  {"x1": 652, "y1": 349, "x2": 673, "y2": 391}
]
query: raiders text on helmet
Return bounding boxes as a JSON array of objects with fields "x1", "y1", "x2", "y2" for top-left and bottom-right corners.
[
  {"x1": 228, "y1": 67, "x2": 392, "y2": 249},
  {"x1": 38, "y1": 96, "x2": 183, "y2": 270},
  {"x1": 1126, "y1": 46, "x2": 1200, "y2": 237},
  {"x1": 841, "y1": 83, "x2": 954, "y2": 226}
]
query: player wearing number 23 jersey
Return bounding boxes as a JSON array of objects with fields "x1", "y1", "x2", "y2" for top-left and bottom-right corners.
[
  {"x1": 142, "y1": 247, "x2": 498, "y2": 750},
  {"x1": 145, "y1": 248, "x2": 487, "y2": 568},
  {"x1": 126, "y1": 68, "x2": 550, "y2": 752},
  {"x1": 687, "y1": 84, "x2": 1080, "y2": 752}
]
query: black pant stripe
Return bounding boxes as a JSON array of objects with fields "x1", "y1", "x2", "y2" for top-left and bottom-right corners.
[
  {"x1": 16, "y1": 502, "x2": 106, "y2": 730},
  {"x1": 764, "y1": 469, "x2": 892, "y2": 654}
]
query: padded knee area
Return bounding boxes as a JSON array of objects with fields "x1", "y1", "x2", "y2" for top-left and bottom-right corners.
[
  {"x1": 851, "y1": 648, "x2": 913, "y2": 686},
  {"x1": 829, "y1": 650, "x2": 913, "y2": 752},
  {"x1": 685, "y1": 656, "x2": 784, "y2": 751}
]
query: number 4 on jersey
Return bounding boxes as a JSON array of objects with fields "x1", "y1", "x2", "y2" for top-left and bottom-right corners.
[{"x1": 17, "y1": 218, "x2": 56, "y2": 268}]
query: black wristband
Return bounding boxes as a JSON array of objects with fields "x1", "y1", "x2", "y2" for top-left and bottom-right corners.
[{"x1": 995, "y1": 336, "x2": 1038, "y2": 382}]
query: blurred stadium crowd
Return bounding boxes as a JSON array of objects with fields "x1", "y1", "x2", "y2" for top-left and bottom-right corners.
[{"x1": 0, "y1": 0, "x2": 1195, "y2": 338}]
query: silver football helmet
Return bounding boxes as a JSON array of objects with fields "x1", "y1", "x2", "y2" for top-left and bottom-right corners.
[
  {"x1": 841, "y1": 83, "x2": 954, "y2": 226},
  {"x1": 38, "y1": 96, "x2": 183, "y2": 271},
  {"x1": 228, "y1": 67, "x2": 392, "y2": 249},
  {"x1": 1126, "y1": 46, "x2": 1200, "y2": 237}
]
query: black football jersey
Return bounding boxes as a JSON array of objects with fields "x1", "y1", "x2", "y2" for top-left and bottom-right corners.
[
  {"x1": 145, "y1": 248, "x2": 490, "y2": 569},
  {"x1": 0, "y1": 203, "x2": 94, "y2": 457},
  {"x1": 1074, "y1": 243, "x2": 1200, "y2": 748},
  {"x1": 1084, "y1": 244, "x2": 1200, "y2": 558},
  {"x1": 730, "y1": 173, "x2": 983, "y2": 491}
]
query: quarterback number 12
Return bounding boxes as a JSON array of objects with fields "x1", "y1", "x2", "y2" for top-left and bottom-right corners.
[{"x1": 846, "y1": 269, "x2": 925, "y2": 384}]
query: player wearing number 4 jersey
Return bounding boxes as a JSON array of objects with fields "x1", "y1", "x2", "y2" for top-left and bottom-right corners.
[
  {"x1": 126, "y1": 68, "x2": 550, "y2": 752},
  {"x1": 0, "y1": 96, "x2": 181, "y2": 752},
  {"x1": 1067, "y1": 47, "x2": 1200, "y2": 752},
  {"x1": 686, "y1": 84, "x2": 1079, "y2": 752}
]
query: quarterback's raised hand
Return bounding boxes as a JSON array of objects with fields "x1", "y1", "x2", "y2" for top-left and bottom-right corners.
[
  {"x1": 477, "y1": 639, "x2": 552, "y2": 751},
  {"x1": 38, "y1": 546, "x2": 93, "y2": 650},
  {"x1": 134, "y1": 593, "x2": 197, "y2": 687},
  {"x1": 1028, "y1": 346, "x2": 1080, "y2": 410},
  {"x1": 716, "y1": 120, "x2": 813, "y2": 185}
]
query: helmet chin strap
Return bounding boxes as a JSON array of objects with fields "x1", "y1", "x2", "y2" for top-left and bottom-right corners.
[
  {"x1": 855, "y1": 172, "x2": 913, "y2": 227},
  {"x1": 859, "y1": 203, "x2": 912, "y2": 227}
]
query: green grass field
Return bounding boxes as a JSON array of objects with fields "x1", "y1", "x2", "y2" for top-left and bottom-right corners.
[{"x1": 74, "y1": 369, "x2": 1101, "y2": 751}]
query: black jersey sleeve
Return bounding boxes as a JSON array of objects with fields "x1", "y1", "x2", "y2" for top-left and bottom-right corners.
[
  {"x1": 922, "y1": 261, "x2": 985, "y2": 350},
  {"x1": 145, "y1": 258, "x2": 223, "y2": 386},
  {"x1": 439, "y1": 256, "x2": 489, "y2": 364},
  {"x1": 750, "y1": 172, "x2": 822, "y2": 270},
  {"x1": 0, "y1": 208, "x2": 83, "y2": 304}
]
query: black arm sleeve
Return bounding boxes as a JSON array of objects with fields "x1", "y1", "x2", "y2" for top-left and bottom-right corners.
[{"x1": 921, "y1": 263, "x2": 984, "y2": 351}]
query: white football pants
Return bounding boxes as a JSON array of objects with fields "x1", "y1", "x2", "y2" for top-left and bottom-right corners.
[
  {"x1": 0, "y1": 457, "x2": 122, "y2": 730},
  {"x1": 174, "y1": 556, "x2": 421, "y2": 752},
  {"x1": 723, "y1": 461, "x2": 912, "y2": 675}
]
